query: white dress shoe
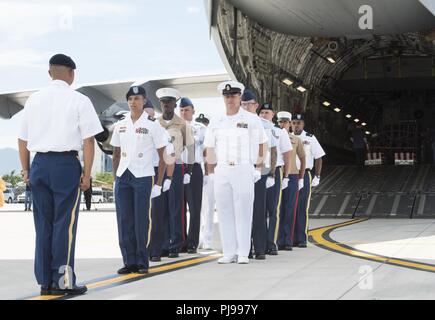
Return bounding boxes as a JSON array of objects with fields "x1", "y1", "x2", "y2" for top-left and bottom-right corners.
[
  {"x1": 237, "y1": 256, "x2": 249, "y2": 264},
  {"x1": 218, "y1": 256, "x2": 237, "y2": 264}
]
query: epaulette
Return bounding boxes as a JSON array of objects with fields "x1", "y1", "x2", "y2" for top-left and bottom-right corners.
[
  {"x1": 306, "y1": 132, "x2": 313, "y2": 137},
  {"x1": 148, "y1": 116, "x2": 156, "y2": 122}
]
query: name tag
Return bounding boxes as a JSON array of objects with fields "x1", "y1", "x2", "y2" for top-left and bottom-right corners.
[
  {"x1": 136, "y1": 128, "x2": 149, "y2": 135},
  {"x1": 236, "y1": 122, "x2": 248, "y2": 129}
]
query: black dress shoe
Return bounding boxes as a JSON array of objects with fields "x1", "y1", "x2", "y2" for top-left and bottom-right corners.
[
  {"x1": 137, "y1": 266, "x2": 149, "y2": 274},
  {"x1": 284, "y1": 246, "x2": 293, "y2": 251},
  {"x1": 161, "y1": 250, "x2": 169, "y2": 257},
  {"x1": 150, "y1": 256, "x2": 161, "y2": 262},
  {"x1": 277, "y1": 245, "x2": 286, "y2": 251},
  {"x1": 117, "y1": 265, "x2": 138, "y2": 274},
  {"x1": 298, "y1": 243, "x2": 307, "y2": 248},
  {"x1": 40, "y1": 286, "x2": 51, "y2": 295},
  {"x1": 267, "y1": 250, "x2": 278, "y2": 256},
  {"x1": 50, "y1": 284, "x2": 88, "y2": 295},
  {"x1": 187, "y1": 248, "x2": 197, "y2": 254},
  {"x1": 168, "y1": 252, "x2": 179, "y2": 258},
  {"x1": 255, "y1": 253, "x2": 266, "y2": 260}
]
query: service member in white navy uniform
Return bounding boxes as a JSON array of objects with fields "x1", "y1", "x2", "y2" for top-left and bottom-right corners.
[
  {"x1": 111, "y1": 86, "x2": 168, "y2": 275},
  {"x1": 291, "y1": 113, "x2": 325, "y2": 248},
  {"x1": 179, "y1": 98, "x2": 206, "y2": 253},
  {"x1": 18, "y1": 54, "x2": 103, "y2": 296},
  {"x1": 205, "y1": 81, "x2": 268, "y2": 264}
]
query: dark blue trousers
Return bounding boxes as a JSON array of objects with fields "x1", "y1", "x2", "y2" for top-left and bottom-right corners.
[
  {"x1": 29, "y1": 152, "x2": 81, "y2": 288},
  {"x1": 115, "y1": 169, "x2": 152, "y2": 268},
  {"x1": 149, "y1": 164, "x2": 183, "y2": 256},
  {"x1": 184, "y1": 163, "x2": 203, "y2": 249},
  {"x1": 266, "y1": 167, "x2": 282, "y2": 251},
  {"x1": 277, "y1": 174, "x2": 299, "y2": 247},
  {"x1": 252, "y1": 174, "x2": 268, "y2": 254},
  {"x1": 295, "y1": 171, "x2": 312, "y2": 245}
]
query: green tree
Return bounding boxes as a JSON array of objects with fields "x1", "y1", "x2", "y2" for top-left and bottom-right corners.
[
  {"x1": 94, "y1": 172, "x2": 114, "y2": 186},
  {"x1": 2, "y1": 170, "x2": 23, "y2": 187}
]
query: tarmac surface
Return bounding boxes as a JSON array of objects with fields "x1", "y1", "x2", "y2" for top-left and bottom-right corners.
[{"x1": 1, "y1": 204, "x2": 435, "y2": 300}]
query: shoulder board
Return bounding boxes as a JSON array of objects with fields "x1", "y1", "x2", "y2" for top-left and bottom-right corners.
[
  {"x1": 274, "y1": 124, "x2": 281, "y2": 129},
  {"x1": 306, "y1": 132, "x2": 313, "y2": 137},
  {"x1": 148, "y1": 116, "x2": 156, "y2": 122}
]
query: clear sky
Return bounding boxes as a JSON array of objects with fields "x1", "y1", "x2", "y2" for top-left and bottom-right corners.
[{"x1": 0, "y1": 0, "x2": 227, "y2": 150}]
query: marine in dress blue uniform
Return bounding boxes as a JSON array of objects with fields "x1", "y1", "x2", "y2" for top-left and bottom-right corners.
[
  {"x1": 276, "y1": 112, "x2": 306, "y2": 250},
  {"x1": 111, "y1": 86, "x2": 168, "y2": 274},
  {"x1": 18, "y1": 54, "x2": 103, "y2": 295}
]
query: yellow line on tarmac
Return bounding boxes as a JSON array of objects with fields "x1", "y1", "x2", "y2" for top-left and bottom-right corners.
[
  {"x1": 309, "y1": 218, "x2": 435, "y2": 273},
  {"x1": 28, "y1": 254, "x2": 221, "y2": 300}
]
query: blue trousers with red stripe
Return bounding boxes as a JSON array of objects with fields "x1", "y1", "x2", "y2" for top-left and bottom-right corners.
[
  {"x1": 149, "y1": 164, "x2": 184, "y2": 256},
  {"x1": 29, "y1": 152, "x2": 81, "y2": 288}
]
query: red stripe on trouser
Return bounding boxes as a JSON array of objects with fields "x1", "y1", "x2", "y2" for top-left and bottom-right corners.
[
  {"x1": 291, "y1": 190, "x2": 300, "y2": 244},
  {"x1": 181, "y1": 164, "x2": 186, "y2": 242}
]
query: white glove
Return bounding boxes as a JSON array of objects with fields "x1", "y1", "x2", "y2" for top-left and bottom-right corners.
[
  {"x1": 165, "y1": 143, "x2": 175, "y2": 156},
  {"x1": 281, "y1": 178, "x2": 289, "y2": 190},
  {"x1": 151, "y1": 185, "x2": 162, "y2": 199},
  {"x1": 204, "y1": 173, "x2": 214, "y2": 186},
  {"x1": 183, "y1": 173, "x2": 191, "y2": 184},
  {"x1": 266, "y1": 176, "x2": 275, "y2": 189},
  {"x1": 162, "y1": 179, "x2": 172, "y2": 192},
  {"x1": 253, "y1": 170, "x2": 261, "y2": 183},
  {"x1": 298, "y1": 179, "x2": 304, "y2": 190},
  {"x1": 312, "y1": 176, "x2": 320, "y2": 187}
]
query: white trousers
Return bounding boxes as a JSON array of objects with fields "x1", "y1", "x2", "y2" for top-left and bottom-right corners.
[
  {"x1": 200, "y1": 178, "x2": 216, "y2": 247},
  {"x1": 214, "y1": 164, "x2": 255, "y2": 257}
]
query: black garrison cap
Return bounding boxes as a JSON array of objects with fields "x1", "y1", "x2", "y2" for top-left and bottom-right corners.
[{"x1": 49, "y1": 54, "x2": 76, "y2": 69}]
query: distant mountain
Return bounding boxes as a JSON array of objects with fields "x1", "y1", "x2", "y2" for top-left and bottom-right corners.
[{"x1": 0, "y1": 148, "x2": 21, "y2": 176}]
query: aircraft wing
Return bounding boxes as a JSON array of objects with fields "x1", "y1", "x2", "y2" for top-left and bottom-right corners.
[{"x1": 0, "y1": 72, "x2": 230, "y2": 119}]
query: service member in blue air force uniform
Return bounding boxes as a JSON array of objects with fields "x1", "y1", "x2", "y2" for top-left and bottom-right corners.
[
  {"x1": 257, "y1": 105, "x2": 293, "y2": 256},
  {"x1": 291, "y1": 113, "x2": 325, "y2": 248},
  {"x1": 240, "y1": 90, "x2": 276, "y2": 260},
  {"x1": 110, "y1": 86, "x2": 168, "y2": 274},
  {"x1": 18, "y1": 54, "x2": 103, "y2": 296},
  {"x1": 179, "y1": 98, "x2": 207, "y2": 254}
]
